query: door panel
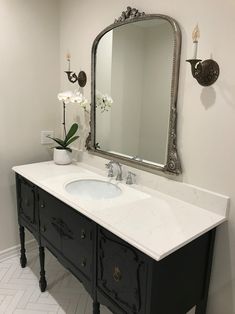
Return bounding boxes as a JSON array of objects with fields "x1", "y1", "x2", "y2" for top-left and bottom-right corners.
[
  {"x1": 98, "y1": 228, "x2": 147, "y2": 313},
  {"x1": 17, "y1": 176, "x2": 38, "y2": 234}
]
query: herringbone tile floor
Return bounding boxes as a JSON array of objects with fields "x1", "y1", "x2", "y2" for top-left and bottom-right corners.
[{"x1": 0, "y1": 249, "x2": 112, "y2": 314}]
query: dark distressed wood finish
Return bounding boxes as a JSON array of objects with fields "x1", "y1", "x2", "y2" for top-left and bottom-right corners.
[
  {"x1": 15, "y1": 174, "x2": 216, "y2": 314},
  {"x1": 19, "y1": 226, "x2": 27, "y2": 268},
  {"x1": 39, "y1": 246, "x2": 47, "y2": 292}
]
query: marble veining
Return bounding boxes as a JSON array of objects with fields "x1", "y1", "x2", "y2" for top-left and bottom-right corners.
[{"x1": 13, "y1": 161, "x2": 229, "y2": 261}]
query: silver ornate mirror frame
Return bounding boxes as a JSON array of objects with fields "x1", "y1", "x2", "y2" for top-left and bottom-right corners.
[{"x1": 87, "y1": 7, "x2": 182, "y2": 175}]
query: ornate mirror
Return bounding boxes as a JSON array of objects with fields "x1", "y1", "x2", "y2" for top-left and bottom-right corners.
[{"x1": 87, "y1": 7, "x2": 182, "y2": 174}]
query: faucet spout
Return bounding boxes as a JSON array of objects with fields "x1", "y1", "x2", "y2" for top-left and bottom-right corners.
[
  {"x1": 105, "y1": 160, "x2": 123, "y2": 181},
  {"x1": 114, "y1": 162, "x2": 123, "y2": 181}
]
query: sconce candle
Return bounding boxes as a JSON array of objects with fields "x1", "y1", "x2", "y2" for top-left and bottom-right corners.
[{"x1": 192, "y1": 25, "x2": 200, "y2": 59}]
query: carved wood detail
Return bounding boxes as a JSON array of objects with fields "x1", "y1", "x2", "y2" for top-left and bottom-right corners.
[
  {"x1": 114, "y1": 6, "x2": 145, "y2": 23},
  {"x1": 98, "y1": 229, "x2": 145, "y2": 312}
]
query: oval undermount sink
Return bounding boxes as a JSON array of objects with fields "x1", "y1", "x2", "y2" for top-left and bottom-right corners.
[{"x1": 65, "y1": 179, "x2": 122, "y2": 200}]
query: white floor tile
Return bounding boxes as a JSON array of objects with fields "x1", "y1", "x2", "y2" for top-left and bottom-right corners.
[{"x1": 0, "y1": 249, "x2": 112, "y2": 313}]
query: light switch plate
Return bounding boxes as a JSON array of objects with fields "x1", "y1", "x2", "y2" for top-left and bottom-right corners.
[{"x1": 41, "y1": 131, "x2": 54, "y2": 145}]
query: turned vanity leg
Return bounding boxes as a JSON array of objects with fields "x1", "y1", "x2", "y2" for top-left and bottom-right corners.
[
  {"x1": 195, "y1": 229, "x2": 216, "y2": 314},
  {"x1": 93, "y1": 301, "x2": 100, "y2": 314},
  {"x1": 19, "y1": 226, "x2": 27, "y2": 268},
  {"x1": 39, "y1": 246, "x2": 47, "y2": 292}
]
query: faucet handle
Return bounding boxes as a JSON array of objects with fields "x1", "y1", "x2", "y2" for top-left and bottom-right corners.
[
  {"x1": 126, "y1": 171, "x2": 136, "y2": 185},
  {"x1": 105, "y1": 161, "x2": 114, "y2": 177}
]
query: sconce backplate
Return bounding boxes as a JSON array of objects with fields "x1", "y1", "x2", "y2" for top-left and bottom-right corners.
[
  {"x1": 78, "y1": 71, "x2": 87, "y2": 87},
  {"x1": 186, "y1": 59, "x2": 220, "y2": 86}
]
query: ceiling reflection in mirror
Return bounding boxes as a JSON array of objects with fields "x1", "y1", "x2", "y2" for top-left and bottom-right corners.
[{"x1": 90, "y1": 12, "x2": 181, "y2": 174}]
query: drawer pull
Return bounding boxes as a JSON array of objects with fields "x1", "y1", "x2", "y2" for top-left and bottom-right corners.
[
  {"x1": 81, "y1": 259, "x2": 86, "y2": 267},
  {"x1": 81, "y1": 229, "x2": 86, "y2": 239},
  {"x1": 113, "y1": 266, "x2": 122, "y2": 282},
  {"x1": 40, "y1": 203, "x2": 45, "y2": 208},
  {"x1": 41, "y1": 226, "x2": 46, "y2": 232}
]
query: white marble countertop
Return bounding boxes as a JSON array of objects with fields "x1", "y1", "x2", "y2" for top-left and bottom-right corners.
[{"x1": 13, "y1": 161, "x2": 229, "y2": 261}]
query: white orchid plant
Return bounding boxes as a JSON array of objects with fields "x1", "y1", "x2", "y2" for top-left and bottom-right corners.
[{"x1": 48, "y1": 90, "x2": 88, "y2": 152}]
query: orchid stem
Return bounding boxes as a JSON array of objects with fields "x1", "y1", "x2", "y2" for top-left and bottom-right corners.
[{"x1": 62, "y1": 101, "x2": 67, "y2": 139}]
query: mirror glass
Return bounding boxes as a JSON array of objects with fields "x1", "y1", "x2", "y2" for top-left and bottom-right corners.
[{"x1": 90, "y1": 12, "x2": 181, "y2": 174}]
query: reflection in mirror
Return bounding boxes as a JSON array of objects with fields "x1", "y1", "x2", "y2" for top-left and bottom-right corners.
[
  {"x1": 96, "y1": 19, "x2": 174, "y2": 166},
  {"x1": 90, "y1": 11, "x2": 181, "y2": 174}
]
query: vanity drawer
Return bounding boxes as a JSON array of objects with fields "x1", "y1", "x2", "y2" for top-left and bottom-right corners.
[
  {"x1": 38, "y1": 189, "x2": 63, "y2": 251},
  {"x1": 97, "y1": 228, "x2": 147, "y2": 314},
  {"x1": 38, "y1": 188, "x2": 94, "y2": 279},
  {"x1": 61, "y1": 206, "x2": 94, "y2": 279}
]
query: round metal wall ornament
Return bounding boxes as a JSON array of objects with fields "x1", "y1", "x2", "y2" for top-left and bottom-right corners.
[{"x1": 78, "y1": 71, "x2": 87, "y2": 88}]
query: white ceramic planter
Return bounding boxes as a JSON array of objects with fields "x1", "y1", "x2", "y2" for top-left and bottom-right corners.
[{"x1": 53, "y1": 148, "x2": 72, "y2": 165}]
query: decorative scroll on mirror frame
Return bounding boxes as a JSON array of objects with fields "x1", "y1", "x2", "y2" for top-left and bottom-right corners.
[{"x1": 86, "y1": 7, "x2": 182, "y2": 175}]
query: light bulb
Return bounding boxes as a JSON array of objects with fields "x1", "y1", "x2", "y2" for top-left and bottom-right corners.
[
  {"x1": 192, "y1": 25, "x2": 200, "y2": 42},
  {"x1": 66, "y1": 52, "x2": 71, "y2": 61}
]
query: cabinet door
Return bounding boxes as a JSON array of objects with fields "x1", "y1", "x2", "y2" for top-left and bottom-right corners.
[
  {"x1": 17, "y1": 176, "x2": 37, "y2": 227},
  {"x1": 97, "y1": 228, "x2": 147, "y2": 314},
  {"x1": 38, "y1": 189, "x2": 63, "y2": 252},
  {"x1": 61, "y1": 207, "x2": 94, "y2": 280}
]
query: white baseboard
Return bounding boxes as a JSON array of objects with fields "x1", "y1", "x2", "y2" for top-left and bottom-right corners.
[{"x1": 0, "y1": 239, "x2": 37, "y2": 262}]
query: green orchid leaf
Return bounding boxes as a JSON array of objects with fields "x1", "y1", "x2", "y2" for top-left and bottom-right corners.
[
  {"x1": 66, "y1": 136, "x2": 79, "y2": 147},
  {"x1": 66, "y1": 147, "x2": 72, "y2": 152},
  {"x1": 65, "y1": 123, "x2": 78, "y2": 143},
  {"x1": 50, "y1": 137, "x2": 66, "y2": 147}
]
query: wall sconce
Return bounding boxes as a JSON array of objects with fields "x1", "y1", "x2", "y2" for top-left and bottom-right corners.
[
  {"x1": 186, "y1": 25, "x2": 220, "y2": 86},
  {"x1": 65, "y1": 53, "x2": 87, "y2": 87}
]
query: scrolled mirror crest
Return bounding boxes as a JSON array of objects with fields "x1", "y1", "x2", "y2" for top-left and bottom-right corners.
[{"x1": 114, "y1": 6, "x2": 145, "y2": 23}]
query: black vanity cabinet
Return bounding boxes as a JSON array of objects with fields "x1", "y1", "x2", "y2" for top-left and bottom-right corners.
[
  {"x1": 96, "y1": 227, "x2": 214, "y2": 314},
  {"x1": 97, "y1": 227, "x2": 148, "y2": 314},
  {"x1": 15, "y1": 174, "x2": 216, "y2": 314},
  {"x1": 38, "y1": 187, "x2": 95, "y2": 294},
  {"x1": 16, "y1": 175, "x2": 39, "y2": 240}
]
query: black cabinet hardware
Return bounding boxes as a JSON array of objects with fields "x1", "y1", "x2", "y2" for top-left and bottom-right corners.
[
  {"x1": 81, "y1": 229, "x2": 86, "y2": 239},
  {"x1": 113, "y1": 266, "x2": 122, "y2": 282},
  {"x1": 81, "y1": 259, "x2": 87, "y2": 268},
  {"x1": 15, "y1": 173, "x2": 216, "y2": 314}
]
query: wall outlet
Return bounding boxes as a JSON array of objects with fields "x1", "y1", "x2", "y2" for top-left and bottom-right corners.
[{"x1": 41, "y1": 131, "x2": 54, "y2": 145}]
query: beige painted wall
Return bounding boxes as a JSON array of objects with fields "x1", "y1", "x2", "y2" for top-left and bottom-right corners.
[
  {"x1": 0, "y1": 0, "x2": 60, "y2": 251},
  {"x1": 1, "y1": 0, "x2": 234, "y2": 313},
  {"x1": 59, "y1": 0, "x2": 235, "y2": 313}
]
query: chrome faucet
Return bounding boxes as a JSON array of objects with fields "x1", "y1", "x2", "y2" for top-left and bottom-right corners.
[
  {"x1": 105, "y1": 160, "x2": 123, "y2": 181},
  {"x1": 105, "y1": 161, "x2": 114, "y2": 177},
  {"x1": 113, "y1": 161, "x2": 123, "y2": 181},
  {"x1": 126, "y1": 171, "x2": 136, "y2": 185}
]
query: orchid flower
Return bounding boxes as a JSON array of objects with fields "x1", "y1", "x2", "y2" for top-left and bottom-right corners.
[
  {"x1": 96, "y1": 91, "x2": 113, "y2": 113},
  {"x1": 57, "y1": 90, "x2": 88, "y2": 110}
]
